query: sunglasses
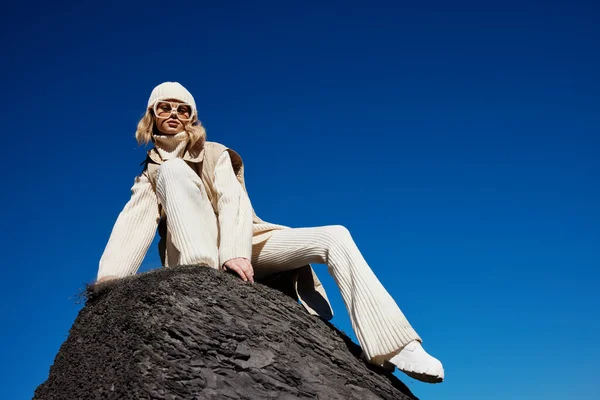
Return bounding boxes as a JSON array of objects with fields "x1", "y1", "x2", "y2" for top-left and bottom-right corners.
[{"x1": 152, "y1": 101, "x2": 194, "y2": 121}]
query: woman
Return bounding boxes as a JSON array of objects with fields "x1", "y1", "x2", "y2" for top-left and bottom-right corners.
[{"x1": 97, "y1": 81, "x2": 444, "y2": 383}]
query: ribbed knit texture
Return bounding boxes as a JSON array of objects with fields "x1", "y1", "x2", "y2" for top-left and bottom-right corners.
[
  {"x1": 214, "y1": 154, "x2": 253, "y2": 265},
  {"x1": 251, "y1": 225, "x2": 422, "y2": 362},
  {"x1": 97, "y1": 133, "x2": 252, "y2": 279},
  {"x1": 153, "y1": 132, "x2": 189, "y2": 161},
  {"x1": 98, "y1": 135, "x2": 421, "y2": 363},
  {"x1": 97, "y1": 173, "x2": 159, "y2": 278},
  {"x1": 147, "y1": 81, "x2": 197, "y2": 112},
  {"x1": 155, "y1": 158, "x2": 219, "y2": 267}
]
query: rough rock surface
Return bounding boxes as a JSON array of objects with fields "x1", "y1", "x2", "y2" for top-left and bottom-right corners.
[{"x1": 34, "y1": 265, "x2": 418, "y2": 400}]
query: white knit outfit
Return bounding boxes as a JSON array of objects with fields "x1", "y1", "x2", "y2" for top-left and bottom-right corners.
[
  {"x1": 252, "y1": 226, "x2": 421, "y2": 362},
  {"x1": 98, "y1": 133, "x2": 421, "y2": 363},
  {"x1": 98, "y1": 132, "x2": 253, "y2": 275}
]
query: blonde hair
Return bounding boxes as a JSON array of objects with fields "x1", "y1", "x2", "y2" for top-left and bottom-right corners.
[{"x1": 135, "y1": 108, "x2": 206, "y2": 148}]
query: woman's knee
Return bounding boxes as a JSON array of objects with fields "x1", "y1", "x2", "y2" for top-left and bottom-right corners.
[
  {"x1": 156, "y1": 158, "x2": 195, "y2": 189},
  {"x1": 159, "y1": 158, "x2": 190, "y2": 174},
  {"x1": 318, "y1": 225, "x2": 354, "y2": 248}
]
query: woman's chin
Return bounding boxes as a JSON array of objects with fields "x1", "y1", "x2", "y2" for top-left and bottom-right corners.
[{"x1": 158, "y1": 128, "x2": 181, "y2": 135}]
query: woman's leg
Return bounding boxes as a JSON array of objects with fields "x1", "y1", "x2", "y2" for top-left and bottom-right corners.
[
  {"x1": 252, "y1": 225, "x2": 419, "y2": 358},
  {"x1": 155, "y1": 158, "x2": 219, "y2": 268},
  {"x1": 252, "y1": 225, "x2": 444, "y2": 382}
]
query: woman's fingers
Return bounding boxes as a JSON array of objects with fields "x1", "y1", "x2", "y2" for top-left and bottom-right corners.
[
  {"x1": 242, "y1": 259, "x2": 255, "y2": 283},
  {"x1": 223, "y1": 258, "x2": 254, "y2": 283},
  {"x1": 227, "y1": 262, "x2": 247, "y2": 281},
  {"x1": 237, "y1": 259, "x2": 254, "y2": 283}
]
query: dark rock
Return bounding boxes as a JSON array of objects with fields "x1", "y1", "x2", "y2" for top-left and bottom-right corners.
[{"x1": 34, "y1": 265, "x2": 419, "y2": 400}]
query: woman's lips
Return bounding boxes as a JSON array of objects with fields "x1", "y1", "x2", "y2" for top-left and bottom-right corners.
[{"x1": 167, "y1": 121, "x2": 179, "y2": 127}]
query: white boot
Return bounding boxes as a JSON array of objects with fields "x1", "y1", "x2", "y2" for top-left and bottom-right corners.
[{"x1": 386, "y1": 341, "x2": 444, "y2": 383}]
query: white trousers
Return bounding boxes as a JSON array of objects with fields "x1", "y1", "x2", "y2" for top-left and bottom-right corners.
[
  {"x1": 156, "y1": 159, "x2": 421, "y2": 362},
  {"x1": 156, "y1": 158, "x2": 220, "y2": 268},
  {"x1": 252, "y1": 227, "x2": 421, "y2": 362}
]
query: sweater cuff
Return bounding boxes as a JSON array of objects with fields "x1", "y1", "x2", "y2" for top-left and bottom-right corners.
[{"x1": 219, "y1": 233, "x2": 253, "y2": 267}]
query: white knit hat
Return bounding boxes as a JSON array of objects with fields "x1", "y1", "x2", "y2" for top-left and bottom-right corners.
[{"x1": 147, "y1": 82, "x2": 197, "y2": 114}]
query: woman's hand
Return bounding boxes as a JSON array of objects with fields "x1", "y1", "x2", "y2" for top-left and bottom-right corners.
[
  {"x1": 223, "y1": 257, "x2": 254, "y2": 283},
  {"x1": 95, "y1": 275, "x2": 120, "y2": 284}
]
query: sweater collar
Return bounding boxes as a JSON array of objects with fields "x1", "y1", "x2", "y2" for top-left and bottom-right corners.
[
  {"x1": 147, "y1": 131, "x2": 205, "y2": 164},
  {"x1": 153, "y1": 131, "x2": 188, "y2": 161}
]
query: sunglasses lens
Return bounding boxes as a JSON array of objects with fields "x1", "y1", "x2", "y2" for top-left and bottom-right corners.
[
  {"x1": 155, "y1": 101, "x2": 173, "y2": 118},
  {"x1": 177, "y1": 104, "x2": 192, "y2": 120}
]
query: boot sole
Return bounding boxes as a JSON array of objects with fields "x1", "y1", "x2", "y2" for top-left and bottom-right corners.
[{"x1": 383, "y1": 360, "x2": 444, "y2": 384}]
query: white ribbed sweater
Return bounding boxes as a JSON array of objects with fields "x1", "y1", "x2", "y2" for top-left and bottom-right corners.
[{"x1": 97, "y1": 132, "x2": 253, "y2": 279}]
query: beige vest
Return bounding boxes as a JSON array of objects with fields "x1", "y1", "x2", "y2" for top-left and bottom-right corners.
[{"x1": 143, "y1": 140, "x2": 333, "y2": 320}]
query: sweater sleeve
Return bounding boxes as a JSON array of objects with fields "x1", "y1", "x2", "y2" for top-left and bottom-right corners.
[
  {"x1": 214, "y1": 151, "x2": 253, "y2": 265},
  {"x1": 97, "y1": 172, "x2": 160, "y2": 280}
]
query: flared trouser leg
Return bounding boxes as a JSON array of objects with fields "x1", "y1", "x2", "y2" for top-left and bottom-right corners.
[
  {"x1": 252, "y1": 225, "x2": 421, "y2": 363},
  {"x1": 155, "y1": 158, "x2": 219, "y2": 268}
]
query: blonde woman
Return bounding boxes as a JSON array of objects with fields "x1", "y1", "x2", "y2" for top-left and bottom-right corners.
[{"x1": 97, "y1": 82, "x2": 444, "y2": 383}]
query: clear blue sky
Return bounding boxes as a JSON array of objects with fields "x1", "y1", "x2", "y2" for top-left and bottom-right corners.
[{"x1": 1, "y1": 1, "x2": 598, "y2": 399}]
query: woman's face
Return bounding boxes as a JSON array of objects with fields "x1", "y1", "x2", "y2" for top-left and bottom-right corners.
[{"x1": 153, "y1": 99, "x2": 193, "y2": 135}]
